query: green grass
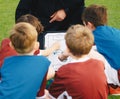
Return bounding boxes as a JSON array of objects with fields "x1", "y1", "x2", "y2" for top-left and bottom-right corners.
[
  {"x1": 0, "y1": 0, "x2": 18, "y2": 41},
  {"x1": 0, "y1": 1, "x2": 120, "y2": 98},
  {"x1": 86, "y1": 0, "x2": 120, "y2": 29},
  {"x1": 0, "y1": 0, "x2": 120, "y2": 43}
]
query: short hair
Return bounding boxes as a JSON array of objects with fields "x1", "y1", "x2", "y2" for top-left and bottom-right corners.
[
  {"x1": 82, "y1": 4, "x2": 107, "y2": 27},
  {"x1": 65, "y1": 24, "x2": 94, "y2": 57},
  {"x1": 10, "y1": 22, "x2": 38, "y2": 54},
  {"x1": 16, "y1": 14, "x2": 44, "y2": 34}
]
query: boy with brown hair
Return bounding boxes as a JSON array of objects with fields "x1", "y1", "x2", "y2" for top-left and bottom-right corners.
[
  {"x1": 82, "y1": 4, "x2": 120, "y2": 70},
  {"x1": 0, "y1": 15, "x2": 59, "y2": 88},
  {"x1": 48, "y1": 24, "x2": 108, "y2": 99},
  {"x1": 0, "y1": 22, "x2": 50, "y2": 99},
  {"x1": 82, "y1": 4, "x2": 120, "y2": 94},
  {"x1": 0, "y1": 14, "x2": 59, "y2": 80},
  {"x1": 0, "y1": 14, "x2": 43, "y2": 67},
  {"x1": 16, "y1": 14, "x2": 60, "y2": 57},
  {"x1": 0, "y1": 14, "x2": 59, "y2": 68}
]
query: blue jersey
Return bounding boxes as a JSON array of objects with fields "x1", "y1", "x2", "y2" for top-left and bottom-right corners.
[
  {"x1": 0, "y1": 55, "x2": 50, "y2": 99},
  {"x1": 93, "y1": 25, "x2": 120, "y2": 70}
]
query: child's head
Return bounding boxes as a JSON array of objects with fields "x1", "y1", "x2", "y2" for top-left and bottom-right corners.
[
  {"x1": 16, "y1": 14, "x2": 44, "y2": 34},
  {"x1": 82, "y1": 4, "x2": 107, "y2": 27},
  {"x1": 65, "y1": 24, "x2": 94, "y2": 57},
  {"x1": 10, "y1": 22, "x2": 38, "y2": 54}
]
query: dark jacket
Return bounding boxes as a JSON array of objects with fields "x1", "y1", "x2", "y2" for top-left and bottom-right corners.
[{"x1": 15, "y1": 0, "x2": 85, "y2": 31}]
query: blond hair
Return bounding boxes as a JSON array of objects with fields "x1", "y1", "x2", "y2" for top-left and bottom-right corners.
[
  {"x1": 65, "y1": 24, "x2": 94, "y2": 57},
  {"x1": 10, "y1": 22, "x2": 38, "y2": 54}
]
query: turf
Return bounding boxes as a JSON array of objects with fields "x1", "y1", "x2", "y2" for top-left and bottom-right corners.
[{"x1": 0, "y1": 0, "x2": 120, "y2": 42}]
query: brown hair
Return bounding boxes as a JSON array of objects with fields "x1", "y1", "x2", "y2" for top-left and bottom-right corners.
[
  {"x1": 10, "y1": 22, "x2": 37, "y2": 54},
  {"x1": 82, "y1": 4, "x2": 107, "y2": 27},
  {"x1": 16, "y1": 14, "x2": 44, "y2": 34},
  {"x1": 65, "y1": 24, "x2": 94, "y2": 57}
]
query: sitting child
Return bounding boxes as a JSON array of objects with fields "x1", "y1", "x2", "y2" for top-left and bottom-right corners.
[
  {"x1": 0, "y1": 14, "x2": 60, "y2": 67},
  {"x1": 59, "y1": 4, "x2": 120, "y2": 95},
  {"x1": 0, "y1": 22, "x2": 50, "y2": 99},
  {"x1": 0, "y1": 38, "x2": 17, "y2": 67},
  {"x1": 16, "y1": 14, "x2": 60, "y2": 56},
  {"x1": 0, "y1": 14, "x2": 59, "y2": 80},
  {"x1": 82, "y1": 4, "x2": 120, "y2": 95},
  {"x1": 48, "y1": 24, "x2": 108, "y2": 99}
]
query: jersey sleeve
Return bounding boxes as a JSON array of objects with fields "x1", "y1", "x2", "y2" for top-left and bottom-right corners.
[
  {"x1": 37, "y1": 73, "x2": 47, "y2": 97},
  {"x1": 48, "y1": 70, "x2": 66, "y2": 98}
]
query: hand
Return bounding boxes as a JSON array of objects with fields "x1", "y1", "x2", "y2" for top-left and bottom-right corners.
[
  {"x1": 49, "y1": 9, "x2": 66, "y2": 23},
  {"x1": 58, "y1": 49, "x2": 69, "y2": 61},
  {"x1": 52, "y1": 41, "x2": 60, "y2": 51}
]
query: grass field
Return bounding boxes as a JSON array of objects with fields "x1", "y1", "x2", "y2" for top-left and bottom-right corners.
[
  {"x1": 0, "y1": 0, "x2": 120, "y2": 42},
  {"x1": 0, "y1": 0, "x2": 18, "y2": 41},
  {"x1": 0, "y1": 0, "x2": 120, "y2": 98},
  {"x1": 86, "y1": 0, "x2": 120, "y2": 28}
]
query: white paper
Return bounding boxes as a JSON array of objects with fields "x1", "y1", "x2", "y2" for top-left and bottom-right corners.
[{"x1": 45, "y1": 33, "x2": 72, "y2": 71}]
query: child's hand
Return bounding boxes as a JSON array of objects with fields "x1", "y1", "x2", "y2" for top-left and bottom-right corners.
[
  {"x1": 58, "y1": 49, "x2": 69, "y2": 61},
  {"x1": 52, "y1": 41, "x2": 60, "y2": 51}
]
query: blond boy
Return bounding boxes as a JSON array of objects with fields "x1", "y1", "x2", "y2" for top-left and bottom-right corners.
[
  {"x1": 48, "y1": 25, "x2": 108, "y2": 99},
  {"x1": 0, "y1": 22, "x2": 50, "y2": 99}
]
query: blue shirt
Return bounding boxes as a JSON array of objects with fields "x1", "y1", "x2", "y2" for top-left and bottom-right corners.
[
  {"x1": 0, "y1": 55, "x2": 50, "y2": 99},
  {"x1": 93, "y1": 25, "x2": 120, "y2": 70}
]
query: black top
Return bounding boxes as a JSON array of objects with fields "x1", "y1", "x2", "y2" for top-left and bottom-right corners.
[{"x1": 15, "y1": 0, "x2": 85, "y2": 31}]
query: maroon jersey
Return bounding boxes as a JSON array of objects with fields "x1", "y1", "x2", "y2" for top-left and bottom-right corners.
[{"x1": 49, "y1": 59, "x2": 108, "y2": 99}]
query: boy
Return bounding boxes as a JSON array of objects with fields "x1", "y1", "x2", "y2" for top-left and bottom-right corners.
[
  {"x1": 0, "y1": 14, "x2": 59, "y2": 67},
  {"x1": 82, "y1": 4, "x2": 120, "y2": 70},
  {"x1": 0, "y1": 14, "x2": 59, "y2": 79},
  {"x1": 0, "y1": 14, "x2": 43, "y2": 67},
  {"x1": 48, "y1": 25, "x2": 108, "y2": 99},
  {"x1": 0, "y1": 22, "x2": 50, "y2": 99},
  {"x1": 16, "y1": 14, "x2": 60, "y2": 57},
  {"x1": 82, "y1": 4, "x2": 120, "y2": 94}
]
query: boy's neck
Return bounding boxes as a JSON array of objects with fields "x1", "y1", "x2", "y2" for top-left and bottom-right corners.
[
  {"x1": 18, "y1": 50, "x2": 35, "y2": 56},
  {"x1": 70, "y1": 54, "x2": 89, "y2": 60},
  {"x1": 70, "y1": 54, "x2": 90, "y2": 63}
]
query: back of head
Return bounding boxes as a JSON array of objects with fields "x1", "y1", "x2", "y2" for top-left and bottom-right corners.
[
  {"x1": 16, "y1": 14, "x2": 44, "y2": 34},
  {"x1": 82, "y1": 4, "x2": 107, "y2": 27},
  {"x1": 65, "y1": 24, "x2": 94, "y2": 57},
  {"x1": 10, "y1": 22, "x2": 38, "y2": 54}
]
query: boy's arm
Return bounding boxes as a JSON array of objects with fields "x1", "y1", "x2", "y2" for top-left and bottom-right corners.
[
  {"x1": 36, "y1": 73, "x2": 47, "y2": 98},
  {"x1": 58, "y1": 48, "x2": 69, "y2": 61},
  {"x1": 40, "y1": 42, "x2": 60, "y2": 56},
  {"x1": 47, "y1": 66, "x2": 55, "y2": 80}
]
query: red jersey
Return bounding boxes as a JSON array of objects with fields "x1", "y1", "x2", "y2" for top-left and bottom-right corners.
[{"x1": 49, "y1": 59, "x2": 108, "y2": 99}]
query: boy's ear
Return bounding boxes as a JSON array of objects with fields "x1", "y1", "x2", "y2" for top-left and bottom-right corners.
[
  {"x1": 34, "y1": 41, "x2": 40, "y2": 51},
  {"x1": 86, "y1": 22, "x2": 95, "y2": 30},
  {"x1": 9, "y1": 42, "x2": 15, "y2": 49},
  {"x1": 87, "y1": 22, "x2": 93, "y2": 27}
]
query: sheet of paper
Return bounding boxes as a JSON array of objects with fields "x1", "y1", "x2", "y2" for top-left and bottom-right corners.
[
  {"x1": 45, "y1": 33, "x2": 72, "y2": 71},
  {"x1": 45, "y1": 33, "x2": 66, "y2": 50}
]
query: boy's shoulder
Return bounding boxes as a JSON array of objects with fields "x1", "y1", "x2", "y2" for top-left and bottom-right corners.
[
  {"x1": 58, "y1": 58, "x2": 103, "y2": 70},
  {"x1": 95, "y1": 25, "x2": 120, "y2": 32},
  {"x1": 0, "y1": 38, "x2": 17, "y2": 67},
  {"x1": 1, "y1": 38, "x2": 10, "y2": 48}
]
